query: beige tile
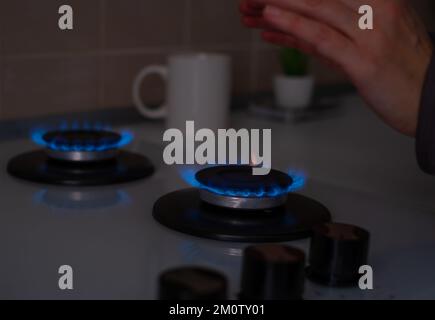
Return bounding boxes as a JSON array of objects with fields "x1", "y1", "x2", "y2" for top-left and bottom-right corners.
[
  {"x1": 0, "y1": 1, "x2": 3, "y2": 54},
  {"x1": 253, "y1": 48, "x2": 281, "y2": 92},
  {"x1": 104, "y1": 0, "x2": 187, "y2": 49},
  {"x1": 101, "y1": 53, "x2": 167, "y2": 108},
  {"x1": 227, "y1": 50, "x2": 253, "y2": 95},
  {"x1": 2, "y1": 56, "x2": 99, "y2": 119},
  {"x1": 1, "y1": 0, "x2": 100, "y2": 55},
  {"x1": 190, "y1": 0, "x2": 252, "y2": 45},
  {"x1": 0, "y1": 58, "x2": 3, "y2": 116}
]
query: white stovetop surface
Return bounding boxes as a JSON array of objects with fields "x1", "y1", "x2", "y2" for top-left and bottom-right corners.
[{"x1": 1, "y1": 94, "x2": 435, "y2": 300}]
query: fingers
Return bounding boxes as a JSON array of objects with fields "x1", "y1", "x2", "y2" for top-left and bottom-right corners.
[
  {"x1": 239, "y1": 0, "x2": 265, "y2": 17},
  {"x1": 239, "y1": 0, "x2": 368, "y2": 79},
  {"x1": 253, "y1": 0, "x2": 359, "y2": 39},
  {"x1": 261, "y1": 30, "x2": 346, "y2": 74},
  {"x1": 262, "y1": 31, "x2": 316, "y2": 55},
  {"x1": 242, "y1": 16, "x2": 264, "y2": 28},
  {"x1": 262, "y1": 5, "x2": 363, "y2": 76},
  {"x1": 242, "y1": 16, "x2": 276, "y2": 30},
  {"x1": 240, "y1": 0, "x2": 268, "y2": 28},
  {"x1": 339, "y1": 0, "x2": 375, "y2": 11}
]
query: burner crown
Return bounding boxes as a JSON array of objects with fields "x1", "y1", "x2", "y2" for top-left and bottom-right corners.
[
  {"x1": 43, "y1": 130, "x2": 122, "y2": 152},
  {"x1": 31, "y1": 125, "x2": 133, "y2": 152},
  {"x1": 195, "y1": 165, "x2": 294, "y2": 198}
]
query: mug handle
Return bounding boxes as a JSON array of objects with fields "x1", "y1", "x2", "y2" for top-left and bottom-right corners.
[{"x1": 132, "y1": 65, "x2": 168, "y2": 119}]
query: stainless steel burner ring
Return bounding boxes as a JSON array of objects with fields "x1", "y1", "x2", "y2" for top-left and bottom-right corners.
[
  {"x1": 199, "y1": 189, "x2": 287, "y2": 210},
  {"x1": 45, "y1": 148, "x2": 119, "y2": 162}
]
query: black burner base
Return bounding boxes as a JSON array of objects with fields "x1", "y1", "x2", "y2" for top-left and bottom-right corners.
[
  {"x1": 153, "y1": 188, "x2": 331, "y2": 242},
  {"x1": 7, "y1": 150, "x2": 154, "y2": 186}
]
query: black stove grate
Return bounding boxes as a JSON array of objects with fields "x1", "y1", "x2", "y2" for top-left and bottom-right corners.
[
  {"x1": 7, "y1": 150, "x2": 154, "y2": 186},
  {"x1": 153, "y1": 188, "x2": 331, "y2": 242}
]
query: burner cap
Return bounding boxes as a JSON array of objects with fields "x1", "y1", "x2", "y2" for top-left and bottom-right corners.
[
  {"x1": 43, "y1": 130, "x2": 122, "y2": 162},
  {"x1": 195, "y1": 166, "x2": 294, "y2": 210}
]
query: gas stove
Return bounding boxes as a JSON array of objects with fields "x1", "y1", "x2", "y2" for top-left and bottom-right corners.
[
  {"x1": 154, "y1": 165, "x2": 331, "y2": 242},
  {"x1": 1, "y1": 96, "x2": 435, "y2": 299},
  {"x1": 7, "y1": 125, "x2": 154, "y2": 186}
]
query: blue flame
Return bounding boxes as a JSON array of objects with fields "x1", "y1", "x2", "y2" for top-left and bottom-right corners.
[
  {"x1": 30, "y1": 123, "x2": 134, "y2": 152},
  {"x1": 180, "y1": 167, "x2": 306, "y2": 198}
]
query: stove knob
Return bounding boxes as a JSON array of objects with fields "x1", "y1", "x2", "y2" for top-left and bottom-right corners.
[
  {"x1": 158, "y1": 266, "x2": 228, "y2": 300},
  {"x1": 240, "y1": 245, "x2": 306, "y2": 300},
  {"x1": 307, "y1": 223, "x2": 370, "y2": 287}
]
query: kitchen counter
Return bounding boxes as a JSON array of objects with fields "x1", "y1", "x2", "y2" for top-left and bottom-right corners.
[{"x1": 1, "y1": 94, "x2": 435, "y2": 299}]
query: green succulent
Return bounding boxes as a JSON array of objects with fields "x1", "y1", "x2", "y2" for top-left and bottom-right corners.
[{"x1": 279, "y1": 47, "x2": 309, "y2": 77}]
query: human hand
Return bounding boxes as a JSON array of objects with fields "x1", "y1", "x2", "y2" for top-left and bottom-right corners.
[{"x1": 240, "y1": 0, "x2": 433, "y2": 136}]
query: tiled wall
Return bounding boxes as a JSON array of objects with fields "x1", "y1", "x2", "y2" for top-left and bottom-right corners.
[{"x1": 0, "y1": 0, "x2": 433, "y2": 120}]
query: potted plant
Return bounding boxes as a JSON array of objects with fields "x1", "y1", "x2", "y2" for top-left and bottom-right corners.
[{"x1": 274, "y1": 48, "x2": 314, "y2": 109}]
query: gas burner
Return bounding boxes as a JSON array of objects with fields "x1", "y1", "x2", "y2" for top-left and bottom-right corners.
[
  {"x1": 153, "y1": 166, "x2": 331, "y2": 242},
  {"x1": 196, "y1": 166, "x2": 293, "y2": 210},
  {"x1": 43, "y1": 130, "x2": 123, "y2": 162},
  {"x1": 7, "y1": 126, "x2": 154, "y2": 186}
]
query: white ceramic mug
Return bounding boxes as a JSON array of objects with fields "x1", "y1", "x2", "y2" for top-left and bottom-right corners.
[{"x1": 133, "y1": 53, "x2": 232, "y2": 131}]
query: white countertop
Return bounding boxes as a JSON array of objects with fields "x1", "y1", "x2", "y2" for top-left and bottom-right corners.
[{"x1": 1, "y1": 94, "x2": 435, "y2": 299}]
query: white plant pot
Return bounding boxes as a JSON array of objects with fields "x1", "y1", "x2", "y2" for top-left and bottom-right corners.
[{"x1": 274, "y1": 74, "x2": 314, "y2": 109}]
